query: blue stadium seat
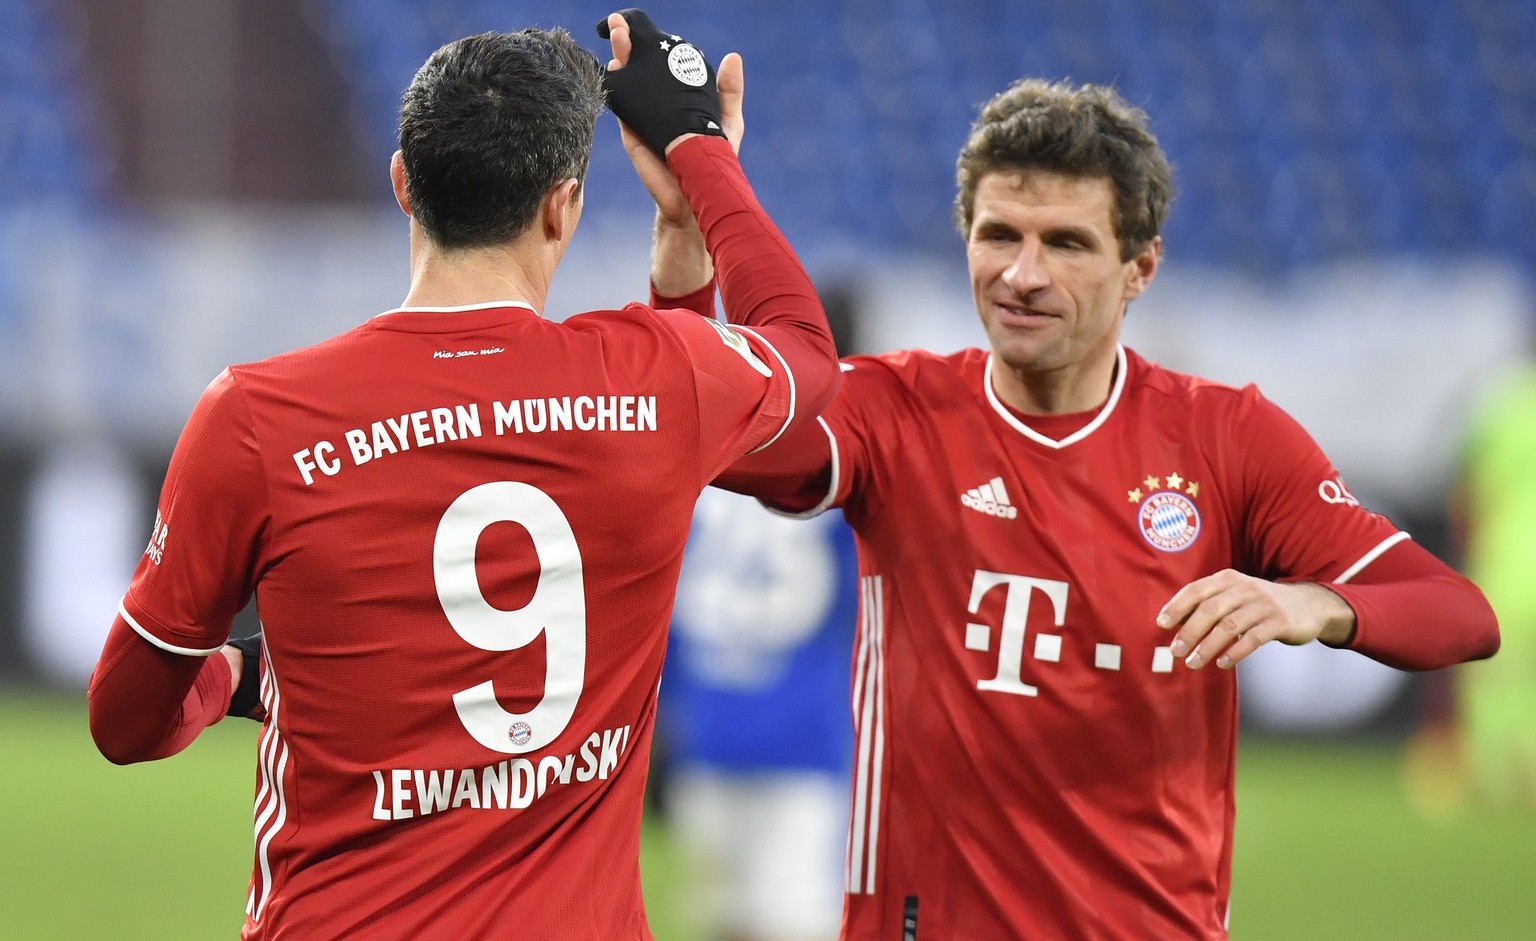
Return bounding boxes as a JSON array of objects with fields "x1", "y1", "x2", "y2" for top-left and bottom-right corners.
[{"x1": 306, "y1": 0, "x2": 1536, "y2": 273}]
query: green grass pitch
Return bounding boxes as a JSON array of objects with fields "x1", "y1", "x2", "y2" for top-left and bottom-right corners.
[{"x1": 3, "y1": 690, "x2": 1533, "y2": 939}]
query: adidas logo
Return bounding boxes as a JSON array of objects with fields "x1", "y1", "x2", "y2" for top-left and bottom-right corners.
[{"x1": 961, "y1": 476, "x2": 1018, "y2": 519}]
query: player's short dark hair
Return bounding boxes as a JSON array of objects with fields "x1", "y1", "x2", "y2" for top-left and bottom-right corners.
[
  {"x1": 954, "y1": 79, "x2": 1173, "y2": 261},
  {"x1": 399, "y1": 29, "x2": 605, "y2": 250}
]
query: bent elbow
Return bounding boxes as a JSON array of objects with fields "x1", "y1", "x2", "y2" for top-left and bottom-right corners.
[
  {"x1": 800, "y1": 365, "x2": 841, "y2": 423},
  {"x1": 90, "y1": 727, "x2": 150, "y2": 766},
  {"x1": 88, "y1": 696, "x2": 158, "y2": 766},
  {"x1": 1473, "y1": 620, "x2": 1501, "y2": 662},
  {"x1": 1465, "y1": 590, "x2": 1502, "y2": 663}
]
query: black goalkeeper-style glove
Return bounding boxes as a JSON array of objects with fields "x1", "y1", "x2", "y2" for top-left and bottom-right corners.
[
  {"x1": 226, "y1": 633, "x2": 265, "y2": 720},
  {"x1": 596, "y1": 9, "x2": 726, "y2": 158}
]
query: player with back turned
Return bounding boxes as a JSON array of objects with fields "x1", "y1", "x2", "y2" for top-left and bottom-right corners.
[
  {"x1": 86, "y1": 12, "x2": 838, "y2": 940},
  {"x1": 652, "y1": 77, "x2": 1502, "y2": 938}
]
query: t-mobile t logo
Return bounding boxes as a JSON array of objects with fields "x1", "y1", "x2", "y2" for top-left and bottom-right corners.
[{"x1": 963, "y1": 571, "x2": 1069, "y2": 697}]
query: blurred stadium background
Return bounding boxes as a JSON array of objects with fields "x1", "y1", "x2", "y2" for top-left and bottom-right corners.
[{"x1": 1, "y1": 0, "x2": 1533, "y2": 937}]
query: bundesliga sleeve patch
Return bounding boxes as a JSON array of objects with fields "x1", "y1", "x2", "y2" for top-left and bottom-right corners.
[{"x1": 705, "y1": 318, "x2": 773, "y2": 377}]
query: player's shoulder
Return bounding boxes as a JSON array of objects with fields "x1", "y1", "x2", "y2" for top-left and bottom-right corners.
[
  {"x1": 227, "y1": 321, "x2": 374, "y2": 382},
  {"x1": 561, "y1": 303, "x2": 708, "y2": 367},
  {"x1": 840, "y1": 346, "x2": 988, "y2": 397},
  {"x1": 1127, "y1": 347, "x2": 1273, "y2": 421},
  {"x1": 187, "y1": 366, "x2": 252, "y2": 418},
  {"x1": 561, "y1": 302, "x2": 690, "y2": 337}
]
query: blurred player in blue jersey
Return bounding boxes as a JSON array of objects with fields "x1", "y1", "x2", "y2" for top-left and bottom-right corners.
[
  {"x1": 663, "y1": 491, "x2": 857, "y2": 941},
  {"x1": 658, "y1": 289, "x2": 862, "y2": 941}
]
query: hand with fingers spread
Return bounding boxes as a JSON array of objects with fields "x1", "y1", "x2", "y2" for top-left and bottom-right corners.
[{"x1": 1156, "y1": 569, "x2": 1358, "y2": 670}]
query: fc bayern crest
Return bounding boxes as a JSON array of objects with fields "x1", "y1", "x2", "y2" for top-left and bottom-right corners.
[
  {"x1": 508, "y1": 721, "x2": 533, "y2": 746},
  {"x1": 1138, "y1": 490, "x2": 1201, "y2": 552},
  {"x1": 667, "y1": 43, "x2": 708, "y2": 86}
]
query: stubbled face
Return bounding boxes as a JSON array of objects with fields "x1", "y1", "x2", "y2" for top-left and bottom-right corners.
[{"x1": 966, "y1": 170, "x2": 1157, "y2": 403}]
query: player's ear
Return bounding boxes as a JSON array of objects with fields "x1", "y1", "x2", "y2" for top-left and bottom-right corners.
[
  {"x1": 542, "y1": 177, "x2": 582, "y2": 243},
  {"x1": 1123, "y1": 235, "x2": 1160, "y2": 301},
  {"x1": 390, "y1": 151, "x2": 412, "y2": 218}
]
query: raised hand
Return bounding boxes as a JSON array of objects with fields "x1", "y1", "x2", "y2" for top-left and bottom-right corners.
[
  {"x1": 597, "y1": 10, "x2": 727, "y2": 157},
  {"x1": 601, "y1": 10, "x2": 744, "y2": 227}
]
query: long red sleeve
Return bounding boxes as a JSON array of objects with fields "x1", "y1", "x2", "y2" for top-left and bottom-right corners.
[
  {"x1": 88, "y1": 616, "x2": 232, "y2": 764},
  {"x1": 1329, "y1": 538, "x2": 1500, "y2": 671},
  {"x1": 650, "y1": 276, "x2": 716, "y2": 318},
  {"x1": 667, "y1": 137, "x2": 840, "y2": 420},
  {"x1": 711, "y1": 415, "x2": 835, "y2": 509}
]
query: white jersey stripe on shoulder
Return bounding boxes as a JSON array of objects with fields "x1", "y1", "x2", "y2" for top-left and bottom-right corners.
[
  {"x1": 984, "y1": 345, "x2": 1128, "y2": 449},
  {"x1": 117, "y1": 601, "x2": 222, "y2": 657},
  {"x1": 732, "y1": 326, "x2": 799, "y2": 453},
  {"x1": 761, "y1": 417, "x2": 840, "y2": 521},
  {"x1": 1333, "y1": 531, "x2": 1412, "y2": 584}
]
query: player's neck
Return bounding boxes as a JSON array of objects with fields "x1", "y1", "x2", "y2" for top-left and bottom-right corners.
[
  {"x1": 400, "y1": 230, "x2": 551, "y2": 314},
  {"x1": 992, "y1": 346, "x2": 1119, "y2": 416}
]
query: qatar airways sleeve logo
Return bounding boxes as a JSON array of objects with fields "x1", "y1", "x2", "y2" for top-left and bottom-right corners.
[
  {"x1": 1126, "y1": 472, "x2": 1201, "y2": 553},
  {"x1": 144, "y1": 510, "x2": 169, "y2": 565},
  {"x1": 1317, "y1": 475, "x2": 1361, "y2": 507}
]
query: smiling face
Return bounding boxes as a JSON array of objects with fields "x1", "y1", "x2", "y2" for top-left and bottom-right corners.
[{"x1": 967, "y1": 169, "x2": 1159, "y2": 414}]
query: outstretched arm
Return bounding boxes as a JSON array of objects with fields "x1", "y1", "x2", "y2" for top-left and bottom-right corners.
[{"x1": 1157, "y1": 538, "x2": 1498, "y2": 672}]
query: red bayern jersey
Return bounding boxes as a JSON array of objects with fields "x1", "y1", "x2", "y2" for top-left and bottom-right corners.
[
  {"x1": 118, "y1": 298, "x2": 806, "y2": 940},
  {"x1": 757, "y1": 345, "x2": 1410, "y2": 940}
]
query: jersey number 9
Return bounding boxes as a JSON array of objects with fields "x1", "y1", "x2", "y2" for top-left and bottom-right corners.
[{"x1": 433, "y1": 481, "x2": 587, "y2": 754}]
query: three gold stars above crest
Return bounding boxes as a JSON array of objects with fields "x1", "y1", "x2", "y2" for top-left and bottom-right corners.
[{"x1": 1127, "y1": 472, "x2": 1200, "y2": 503}]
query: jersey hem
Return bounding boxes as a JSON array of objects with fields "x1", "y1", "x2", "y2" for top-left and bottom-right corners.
[
  {"x1": 760, "y1": 417, "x2": 840, "y2": 520},
  {"x1": 118, "y1": 600, "x2": 222, "y2": 656},
  {"x1": 1332, "y1": 531, "x2": 1412, "y2": 584}
]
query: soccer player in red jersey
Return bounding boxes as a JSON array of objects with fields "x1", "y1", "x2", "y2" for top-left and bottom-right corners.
[
  {"x1": 86, "y1": 13, "x2": 839, "y2": 940},
  {"x1": 656, "y1": 79, "x2": 1502, "y2": 939}
]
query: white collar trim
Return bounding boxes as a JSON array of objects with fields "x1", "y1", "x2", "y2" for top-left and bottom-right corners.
[
  {"x1": 984, "y1": 344, "x2": 1127, "y2": 449},
  {"x1": 374, "y1": 301, "x2": 538, "y2": 318}
]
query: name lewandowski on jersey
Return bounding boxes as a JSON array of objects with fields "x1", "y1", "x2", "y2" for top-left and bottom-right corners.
[{"x1": 371, "y1": 724, "x2": 631, "y2": 820}]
